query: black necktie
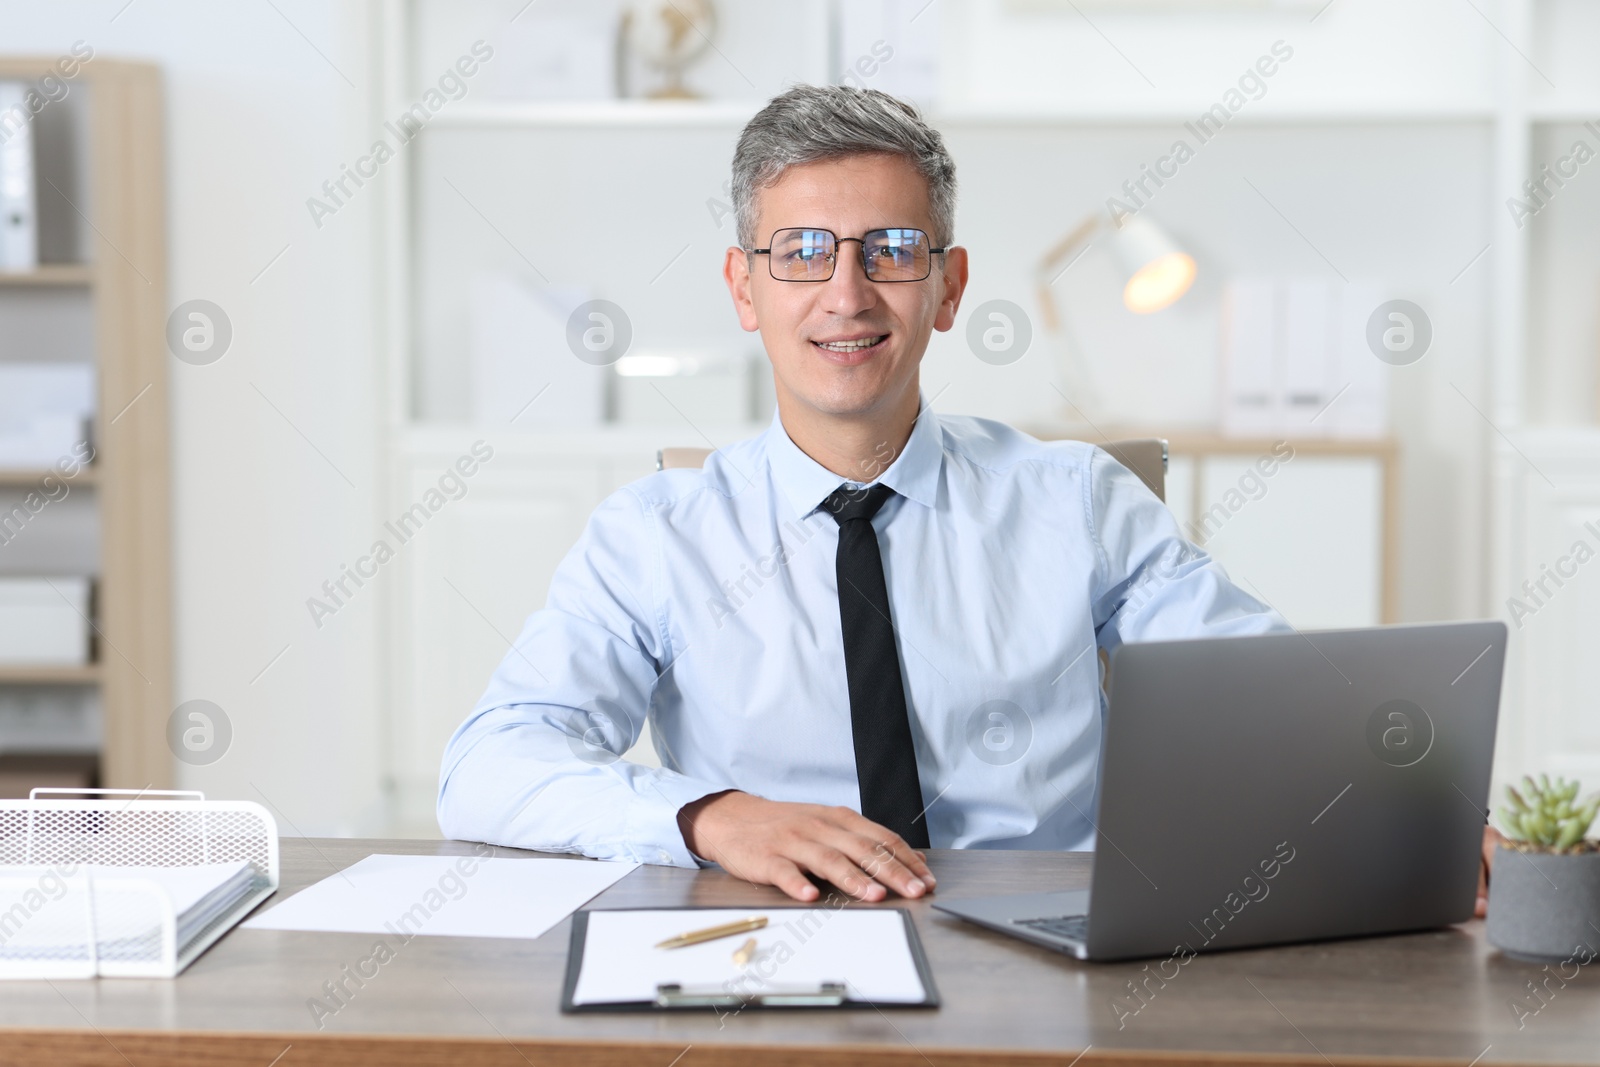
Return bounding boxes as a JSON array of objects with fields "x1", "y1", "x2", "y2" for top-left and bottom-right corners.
[{"x1": 822, "y1": 483, "x2": 929, "y2": 849}]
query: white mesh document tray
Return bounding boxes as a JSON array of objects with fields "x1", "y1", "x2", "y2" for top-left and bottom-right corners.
[{"x1": 0, "y1": 788, "x2": 279, "y2": 978}]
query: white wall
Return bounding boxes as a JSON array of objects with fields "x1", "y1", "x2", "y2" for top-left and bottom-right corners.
[{"x1": 3, "y1": 0, "x2": 388, "y2": 834}]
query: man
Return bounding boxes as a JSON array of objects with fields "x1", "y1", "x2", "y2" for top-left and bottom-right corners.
[{"x1": 440, "y1": 85, "x2": 1446, "y2": 907}]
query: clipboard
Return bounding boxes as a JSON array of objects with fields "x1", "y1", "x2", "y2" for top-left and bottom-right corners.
[{"x1": 560, "y1": 906, "x2": 941, "y2": 1012}]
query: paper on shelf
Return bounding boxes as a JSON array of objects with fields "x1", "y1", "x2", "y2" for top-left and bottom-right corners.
[
  {"x1": 243, "y1": 853, "x2": 637, "y2": 941},
  {"x1": 571, "y1": 907, "x2": 928, "y2": 1006}
]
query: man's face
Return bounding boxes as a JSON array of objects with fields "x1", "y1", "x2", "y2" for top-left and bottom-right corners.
[{"x1": 724, "y1": 153, "x2": 967, "y2": 422}]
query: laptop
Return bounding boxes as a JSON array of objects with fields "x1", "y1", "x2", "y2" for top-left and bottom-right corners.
[{"x1": 933, "y1": 620, "x2": 1506, "y2": 961}]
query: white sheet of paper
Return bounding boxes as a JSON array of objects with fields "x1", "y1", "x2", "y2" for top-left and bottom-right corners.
[
  {"x1": 244, "y1": 854, "x2": 637, "y2": 940},
  {"x1": 571, "y1": 908, "x2": 927, "y2": 1006}
]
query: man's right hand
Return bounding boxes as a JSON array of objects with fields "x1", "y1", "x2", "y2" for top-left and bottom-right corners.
[{"x1": 676, "y1": 790, "x2": 936, "y2": 903}]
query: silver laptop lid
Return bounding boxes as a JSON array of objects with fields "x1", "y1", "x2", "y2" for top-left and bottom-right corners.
[{"x1": 1083, "y1": 621, "x2": 1505, "y2": 961}]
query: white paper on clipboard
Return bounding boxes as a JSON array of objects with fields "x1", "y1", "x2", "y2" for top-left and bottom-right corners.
[{"x1": 570, "y1": 907, "x2": 928, "y2": 1006}]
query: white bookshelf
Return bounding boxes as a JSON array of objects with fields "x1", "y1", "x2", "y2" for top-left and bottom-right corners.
[
  {"x1": 369, "y1": 0, "x2": 1599, "y2": 826},
  {"x1": 428, "y1": 99, "x2": 1505, "y2": 128}
]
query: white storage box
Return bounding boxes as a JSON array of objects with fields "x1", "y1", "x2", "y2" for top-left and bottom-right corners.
[
  {"x1": 0, "y1": 414, "x2": 90, "y2": 468},
  {"x1": 0, "y1": 363, "x2": 95, "y2": 466},
  {"x1": 0, "y1": 576, "x2": 91, "y2": 665}
]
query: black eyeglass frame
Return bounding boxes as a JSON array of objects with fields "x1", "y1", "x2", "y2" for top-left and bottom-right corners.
[{"x1": 747, "y1": 227, "x2": 949, "y2": 283}]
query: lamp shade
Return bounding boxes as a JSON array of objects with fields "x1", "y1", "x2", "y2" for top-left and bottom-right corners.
[{"x1": 1110, "y1": 216, "x2": 1196, "y2": 314}]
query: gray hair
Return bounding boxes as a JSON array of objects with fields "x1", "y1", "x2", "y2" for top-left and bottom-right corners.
[{"x1": 731, "y1": 84, "x2": 957, "y2": 250}]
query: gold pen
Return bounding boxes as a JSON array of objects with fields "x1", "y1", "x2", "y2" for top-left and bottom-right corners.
[
  {"x1": 732, "y1": 937, "x2": 758, "y2": 966},
  {"x1": 655, "y1": 915, "x2": 768, "y2": 949}
]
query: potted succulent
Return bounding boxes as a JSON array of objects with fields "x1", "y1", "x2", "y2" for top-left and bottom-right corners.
[{"x1": 1486, "y1": 775, "x2": 1600, "y2": 962}]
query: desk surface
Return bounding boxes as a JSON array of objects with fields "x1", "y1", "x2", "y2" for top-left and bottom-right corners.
[{"x1": 2, "y1": 838, "x2": 1596, "y2": 1067}]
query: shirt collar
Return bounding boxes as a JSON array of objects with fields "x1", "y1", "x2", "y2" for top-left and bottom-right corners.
[{"x1": 764, "y1": 397, "x2": 943, "y2": 520}]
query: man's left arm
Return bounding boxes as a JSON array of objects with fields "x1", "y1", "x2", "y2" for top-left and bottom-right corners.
[{"x1": 1085, "y1": 446, "x2": 1290, "y2": 651}]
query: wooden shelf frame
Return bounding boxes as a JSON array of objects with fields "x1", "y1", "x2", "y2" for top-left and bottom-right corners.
[
  {"x1": 0, "y1": 263, "x2": 95, "y2": 286},
  {"x1": 0, "y1": 57, "x2": 172, "y2": 790},
  {"x1": 0, "y1": 664, "x2": 102, "y2": 685},
  {"x1": 0, "y1": 465, "x2": 99, "y2": 486}
]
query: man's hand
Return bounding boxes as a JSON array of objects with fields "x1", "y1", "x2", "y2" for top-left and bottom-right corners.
[
  {"x1": 1476, "y1": 823, "x2": 1505, "y2": 918},
  {"x1": 677, "y1": 790, "x2": 936, "y2": 903}
]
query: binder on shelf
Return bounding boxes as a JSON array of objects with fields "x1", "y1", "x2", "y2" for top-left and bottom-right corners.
[
  {"x1": 1281, "y1": 278, "x2": 1336, "y2": 438},
  {"x1": 0, "y1": 81, "x2": 40, "y2": 272},
  {"x1": 0, "y1": 788, "x2": 279, "y2": 978},
  {"x1": 1219, "y1": 278, "x2": 1280, "y2": 437},
  {"x1": 1219, "y1": 276, "x2": 1390, "y2": 439},
  {"x1": 1331, "y1": 281, "x2": 1388, "y2": 437}
]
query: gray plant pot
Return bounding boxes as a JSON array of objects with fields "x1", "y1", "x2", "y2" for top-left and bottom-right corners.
[{"x1": 1486, "y1": 845, "x2": 1600, "y2": 963}]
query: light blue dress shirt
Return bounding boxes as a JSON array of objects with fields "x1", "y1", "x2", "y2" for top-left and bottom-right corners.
[{"x1": 437, "y1": 406, "x2": 1289, "y2": 867}]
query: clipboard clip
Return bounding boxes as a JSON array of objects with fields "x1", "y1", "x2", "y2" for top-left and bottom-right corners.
[{"x1": 654, "y1": 981, "x2": 848, "y2": 1008}]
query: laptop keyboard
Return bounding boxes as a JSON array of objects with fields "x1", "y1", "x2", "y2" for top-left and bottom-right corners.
[{"x1": 1015, "y1": 914, "x2": 1088, "y2": 942}]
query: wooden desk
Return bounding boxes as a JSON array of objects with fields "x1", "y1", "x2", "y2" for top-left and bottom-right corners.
[{"x1": 2, "y1": 838, "x2": 1595, "y2": 1066}]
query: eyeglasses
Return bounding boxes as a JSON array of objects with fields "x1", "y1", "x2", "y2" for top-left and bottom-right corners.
[{"x1": 748, "y1": 227, "x2": 947, "y2": 283}]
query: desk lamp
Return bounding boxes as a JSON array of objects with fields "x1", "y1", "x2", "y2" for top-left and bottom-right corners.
[{"x1": 1034, "y1": 214, "x2": 1197, "y2": 418}]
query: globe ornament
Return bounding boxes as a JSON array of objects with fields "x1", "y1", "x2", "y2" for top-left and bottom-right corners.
[{"x1": 622, "y1": 0, "x2": 717, "y2": 100}]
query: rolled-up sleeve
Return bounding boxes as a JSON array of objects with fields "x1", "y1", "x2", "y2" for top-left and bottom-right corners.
[
  {"x1": 436, "y1": 487, "x2": 727, "y2": 867},
  {"x1": 1086, "y1": 446, "x2": 1292, "y2": 652}
]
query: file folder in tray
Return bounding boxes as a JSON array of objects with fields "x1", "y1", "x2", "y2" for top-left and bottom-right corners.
[{"x1": 0, "y1": 789, "x2": 278, "y2": 978}]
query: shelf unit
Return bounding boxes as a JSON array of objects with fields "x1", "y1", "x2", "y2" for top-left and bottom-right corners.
[
  {"x1": 0, "y1": 58, "x2": 171, "y2": 793},
  {"x1": 384, "y1": 2, "x2": 1597, "y2": 432}
]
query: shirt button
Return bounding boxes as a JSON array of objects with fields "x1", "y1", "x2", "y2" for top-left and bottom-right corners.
[{"x1": 658, "y1": 850, "x2": 671, "y2": 863}]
